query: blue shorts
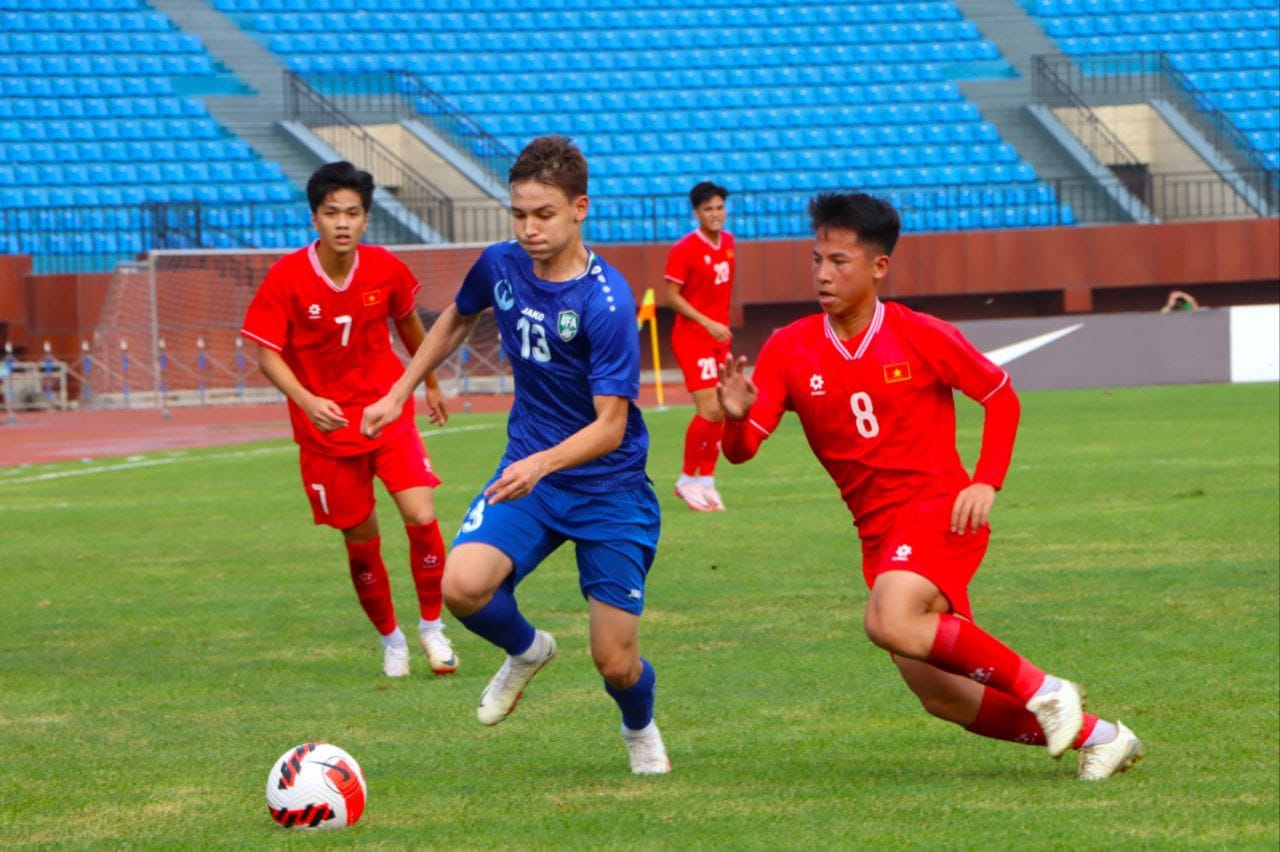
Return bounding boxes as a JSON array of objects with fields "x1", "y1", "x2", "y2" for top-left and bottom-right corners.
[{"x1": 452, "y1": 474, "x2": 661, "y2": 615}]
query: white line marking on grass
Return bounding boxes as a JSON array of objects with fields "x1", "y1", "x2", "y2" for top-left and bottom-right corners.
[{"x1": 2, "y1": 423, "x2": 497, "y2": 484}]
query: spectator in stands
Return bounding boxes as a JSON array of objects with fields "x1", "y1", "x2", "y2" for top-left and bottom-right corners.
[
  {"x1": 240, "y1": 161, "x2": 457, "y2": 679},
  {"x1": 665, "y1": 181, "x2": 735, "y2": 512},
  {"x1": 1161, "y1": 290, "x2": 1200, "y2": 313}
]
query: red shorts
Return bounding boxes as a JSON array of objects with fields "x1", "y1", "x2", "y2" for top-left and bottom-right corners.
[
  {"x1": 297, "y1": 425, "x2": 441, "y2": 530},
  {"x1": 859, "y1": 496, "x2": 989, "y2": 620},
  {"x1": 671, "y1": 322, "x2": 731, "y2": 392}
]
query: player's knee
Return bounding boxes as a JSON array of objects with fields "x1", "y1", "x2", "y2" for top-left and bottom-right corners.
[
  {"x1": 402, "y1": 509, "x2": 436, "y2": 526},
  {"x1": 441, "y1": 569, "x2": 487, "y2": 615},
  {"x1": 916, "y1": 691, "x2": 958, "y2": 721},
  {"x1": 592, "y1": 650, "x2": 637, "y2": 687},
  {"x1": 863, "y1": 609, "x2": 919, "y2": 656}
]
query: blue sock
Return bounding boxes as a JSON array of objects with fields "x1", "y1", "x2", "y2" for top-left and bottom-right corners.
[
  {"x1": 457, "y1": 586, "x2": 536, "y2": 656},
  {"x1": 605, "y1": 658, "x2": 656, "y2": 731}
]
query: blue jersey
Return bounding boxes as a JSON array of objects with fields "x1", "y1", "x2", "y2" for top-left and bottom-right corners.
[{"x1": 456, "y1": 241, "x2": 649, "y2": 493}]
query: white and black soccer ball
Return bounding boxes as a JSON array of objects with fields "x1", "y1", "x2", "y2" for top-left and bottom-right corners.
[{"x1": 265, "y1": 742, "x2": 366, "y2": 830}]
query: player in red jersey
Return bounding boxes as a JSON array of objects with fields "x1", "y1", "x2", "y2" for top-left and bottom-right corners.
[
  {"x1": 664, "y1": 181, "x2": 735, "y2": 511},
  {"x1": 717, "y1": 193, "x2": 1142, "y2": 781},
  {"x1": 241, "y1": 161, "x2": 458, "y2": 679}
]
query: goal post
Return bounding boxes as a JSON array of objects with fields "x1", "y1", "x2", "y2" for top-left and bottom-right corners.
[{"x1": 83, "y1": 243, "x2": 507, "y2": 408}]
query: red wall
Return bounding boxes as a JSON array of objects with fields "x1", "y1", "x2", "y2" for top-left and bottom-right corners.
[{"x1": 3, "y1": 217, "x2": 1277, "y2": 363}]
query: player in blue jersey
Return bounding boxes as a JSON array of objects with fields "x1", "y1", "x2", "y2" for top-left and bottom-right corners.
[{"x1": 361, "y1": 136, "x2": 669, "y2": 774}]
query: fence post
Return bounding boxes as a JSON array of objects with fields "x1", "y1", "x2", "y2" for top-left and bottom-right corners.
[
  {"x1": 2, "y1": 341, "x2": 14, "y2": 424},
  {"x1": 121, "y1": 339, "x2": 130, "y2": 408},
  {"x1": 197, "y1": 337, "x2": 207, "y2": 405},
  {"x1": 42, "y1": 341, "x2": 54, "y2": 405},
  {"x1": 234, "y1": 337, "x2": 246, "y2": 400},
  {"x1": 81, "y1": 341, "x2": 93, "y2": 405},
  {"x1": 158, "y1": 337, "x2": 170, "y2": 418}
]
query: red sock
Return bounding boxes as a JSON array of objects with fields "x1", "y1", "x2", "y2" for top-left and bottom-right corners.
[
  {"x1": 698, "y1": 417, "x2": 724, "y2": 476},
  {"x1": 927, "y1": 613, "x2": 1046, "y2": 703},
  {"x1": 681, "y1": 416, "x2": 703, "y2": 476},
  {"x1": 345, "y1": 537, "x2": 396, "y2": 635},
  {"x1": 966, "y1": 687, "x2": 1100, "y2": 750},
  {"x1": 406, "y1": 521, "x2": 446, "y2": 622}
]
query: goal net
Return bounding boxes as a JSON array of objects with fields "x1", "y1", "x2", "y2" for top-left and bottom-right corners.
[{"x1": 83, "y1": 243, "x2": 504, "y2": 408}]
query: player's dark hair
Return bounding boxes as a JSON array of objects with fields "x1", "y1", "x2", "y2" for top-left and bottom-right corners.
[
  {"x1": 307, "y1": 161, "x2": 375, "y2": 213},
  {"x1": 808, "y1": 192, "x2": 901, "y2": 256},
  {"x1": 509, "y1": 135, "x2": 588, "y2": 199},
  {"x1": 690, "y1": 180, "x2": 729, "y2": 208}
]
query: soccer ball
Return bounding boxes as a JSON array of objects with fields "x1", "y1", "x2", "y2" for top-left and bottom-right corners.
[{"x1": 265, "y1": 742, "x2": 367, "y2": 830}]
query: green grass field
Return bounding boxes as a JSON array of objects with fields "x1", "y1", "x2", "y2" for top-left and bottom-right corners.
[{"x1": 2, "y1": 383, "x2": 1277, "y2": 848}]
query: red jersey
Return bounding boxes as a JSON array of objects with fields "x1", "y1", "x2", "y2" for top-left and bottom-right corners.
[
  {"x1": 724, "y1": 301, "x2": 1016, "y2": 541},
  {"x1": 241, "y1": 242, "x2": 420, "y2": 457},
  {"x1": 663, "y1": 229, "x2": 735, "y2": 335}
]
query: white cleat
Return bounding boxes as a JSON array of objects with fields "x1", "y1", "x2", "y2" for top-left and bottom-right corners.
[
  {"x1": 476, "y1": 630, "x2": 556, "y2": 726},
  {"x1": 700, "y1": 486, "x2": 726, "y2": 511},
  {"x1": 1026, "y1": 678, "x2": 1085, "y2": 758},
  {"x1": 1077, "y1": 721, "x2": 1144, "y2": 781},
  {"x1": 383, "y1": 642, "x2": 410, "y2": 678},
  {"x1": 622, "y1": 721, "x2": 671, "y2": 775},
  {"x1": 674, "y1": 481, "x2": 715, "y2": 512},
  {"x1": 419, "y1": 626, "x2": 459, "y2": 675}
]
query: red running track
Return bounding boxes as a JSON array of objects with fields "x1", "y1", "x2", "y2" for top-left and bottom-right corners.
[{"x1": 0, "y1": 385, "x2": 683, "y2": 467}]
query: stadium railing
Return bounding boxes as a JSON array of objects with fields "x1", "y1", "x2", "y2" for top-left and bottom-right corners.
[
  {"x1": 298, "y1": 70, "x2": 517, "y2": 190},
  {"x1": 1033, "y1": 52, "x2": 1280, "y2": 209},
  {"x1": 285, "y1": 71, "x2": 461, "y2": 242},
  {"x1": 4, "y1": 167, "x2": 1270, "y2": 279}
]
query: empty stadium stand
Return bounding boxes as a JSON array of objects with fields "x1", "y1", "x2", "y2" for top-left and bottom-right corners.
[
  {"x1": 1023, "y1": 0, "x2": 1280, "y2": 168},
  {"x1": 0, "y1": 1, "x2": 311, "y2": 269},
  {"x1": 218, "y1": 0, "x2": 1080, "y2": 241}
]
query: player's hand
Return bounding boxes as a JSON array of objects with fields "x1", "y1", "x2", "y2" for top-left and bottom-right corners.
[
  {"x1": 484, "y1": 454, "x2": 549, "y2": 504},
  {"x1": 704, "y1": 320, "x2": 732, "y2": 344},
  {"x1": 951, "y1": 483, "x2": 996, "y2": 535},
  {"x1": 716, "y1": 354, "x2": 757, "y2": 421},
  {"x1": 361, "y1": 393, "x2": 403, "y2": 439},
  {"x1": 424, "y1": 384, "x2": 450, "y2": 426},
  {"x1": 303, "y1": 395, "x2": 349, "y2": 433}
]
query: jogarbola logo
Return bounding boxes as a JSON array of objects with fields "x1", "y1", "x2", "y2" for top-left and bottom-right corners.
[
  {"x1": 493, "y1": 279, "x2": 515, "y2": 311},
  {"x1": 557, "y1": 310, "x2": 580, "y2": 342}
]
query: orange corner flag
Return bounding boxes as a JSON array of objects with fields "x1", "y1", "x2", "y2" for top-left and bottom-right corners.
[{"x1": 636, "y1": 287, "x2": 656, "y2": 331}]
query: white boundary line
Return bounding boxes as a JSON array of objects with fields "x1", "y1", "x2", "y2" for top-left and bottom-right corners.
[{"x1": 1, "y1": 423, "x2": 497, "y2": 485}]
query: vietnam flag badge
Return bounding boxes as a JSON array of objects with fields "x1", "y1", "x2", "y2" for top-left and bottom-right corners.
[
  {"x1": 883, "y1": 362, "x2": 912, "y2": 383},
  {"x1": 362, "y1": 289, "x2": 383, "y2": 307}
]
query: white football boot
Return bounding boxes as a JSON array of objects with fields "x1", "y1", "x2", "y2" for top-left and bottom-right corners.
[
  {"x1": 419, "y1": 625, "x2": 459, "y2": 675},
  {"x1": 383, "y1": 642, "x2": 410, "y2": 678},
  {"x1": 674, "y1": 480, "x2": 715, "y2": 512},
  {"x1": 622, "y1": 722, "x2": 671, "y2": 775},
  {"x1": 700, "y1": 485, "x2": 726, "y2": 511},
  {"x1": 1026, "y1": 678, "x2": 1085, "y2": 758},
  {"x1": 1077, "y1": 721, "x2": 1144, "y2": 781},
  {"x1": 476, "y1": 630, "x2": 557, "y2": 725}
]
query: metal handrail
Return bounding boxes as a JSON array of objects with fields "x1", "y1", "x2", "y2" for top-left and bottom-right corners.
[
  {"x1": 389, "y1": 69, "x2": 517, "y2": 187},
  {"x1": 1032, "y1": 54, "x2": 1146, "y2": 169},
  {"x1": 1032, "y1": 52, "x2": 1278, "y2": 204},
  {"x1": 285, "y1": 70, "x2": 457, "y2": 240}
]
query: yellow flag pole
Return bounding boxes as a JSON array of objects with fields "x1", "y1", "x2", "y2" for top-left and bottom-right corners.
[{"x1": 648, "y1": 315, "x2": 664, "y2": 409}]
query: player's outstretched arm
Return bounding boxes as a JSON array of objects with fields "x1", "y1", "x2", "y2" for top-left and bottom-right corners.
[
  {"x1": 484, "y1": 395, "x2": 629, "y2": 504},
  {"x1": 393, "y1": 310, "x2": 449, "y2": 427},
  {"x1": 951, "y1": 381, "x2": 1021, "y2": 534},
  {"x1": 363, "y1": 304, "x2": 478, "y2": 438},
  {"x1": 256, "y1": 345, "x2": 348, "y2": 432}
]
